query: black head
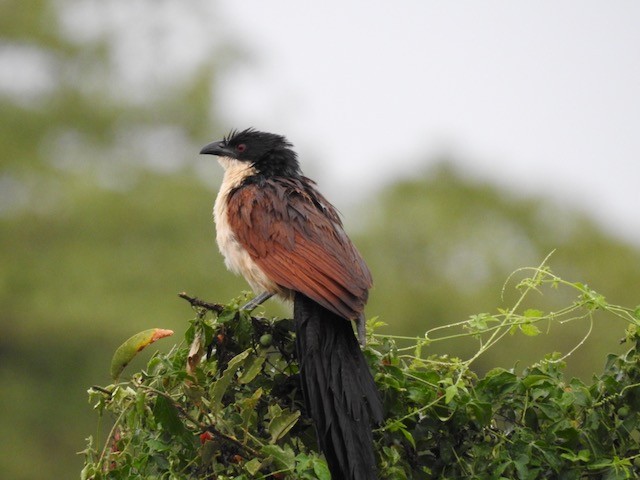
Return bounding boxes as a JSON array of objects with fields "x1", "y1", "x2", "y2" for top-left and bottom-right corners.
[{"x1": 200, "y1": 128, "x2": 301, "y2": 177}]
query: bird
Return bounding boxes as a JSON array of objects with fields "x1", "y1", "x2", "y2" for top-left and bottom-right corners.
[{"x1": 200, "y1": 128, "x2": 383, "y2": 480}]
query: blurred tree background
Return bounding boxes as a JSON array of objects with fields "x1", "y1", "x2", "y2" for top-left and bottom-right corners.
[{"x1": 1, "y1": 1, "x2": 639, "y2": 479}]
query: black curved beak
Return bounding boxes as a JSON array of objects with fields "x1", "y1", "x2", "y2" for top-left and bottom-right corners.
[{"x1": 199, "y1": 140, "x2": 235, "y2": 157}]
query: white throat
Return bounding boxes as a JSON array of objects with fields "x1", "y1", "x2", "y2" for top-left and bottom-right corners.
[
  {"x1": 213, "y1": 157, "x2": 286, "y2": 297},
  {"x1": 216, "y1": 156, "x2": 256, "y2": 186}
]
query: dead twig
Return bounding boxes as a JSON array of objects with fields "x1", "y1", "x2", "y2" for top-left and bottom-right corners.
[{"x1": 178, "y1": 292, "x2": 225, "y2": 313}]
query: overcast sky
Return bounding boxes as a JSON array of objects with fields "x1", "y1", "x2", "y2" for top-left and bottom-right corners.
[{"x1": 213, "y1": 1, "x2": 640, "y2": 243}]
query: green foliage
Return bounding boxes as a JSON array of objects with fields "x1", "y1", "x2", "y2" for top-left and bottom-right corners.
[
  {"x1": 82, "y1": 297, "x2": 326, "y2": 480},
  {"x1": 83, "y1": 268, "x2": 640, "y2": 479},
  {"x1": 357, "y1": 164, "x2": 640, "y2": 378}
]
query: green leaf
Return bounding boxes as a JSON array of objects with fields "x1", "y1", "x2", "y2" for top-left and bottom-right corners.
[
  {"x1": 244, "y1": 458, "x2": 262, "y2": 476},
  {"x1": 513, "y1": 453, "x2": 530, "y2": 479},
  {"x1": 386, "y1": 420, "x2": 417, "y2": 449},
  {"x1": 521, "y1": 374, "x2": 550, "y2": 389},
  {"x1": 110, "y1": 328, "x2": 174, "y2": 380},
  {"x1": 261, "y1": 444, "x2": 296, "y2": 471},
  {"x1": 146, "y1": 438, "x2": 171, "y2": 452},
  {"x1": 445, "y1": 384, "x2": 458, "y2": 404},
  {"x1": 523, "y1": 308, "x2": 544, "y2": 318},
  {"x1": 520, "y1": 322, "x2": 541, "y2": 336},
  {"x1": 210, "y1": 349, "x2": 251, "y2": 412},
  {"x1": 468, "y1": 401, "x2": 492, "y2": 426},
  {"x1": 238, "y1": 387, "x2": 263, "y2": 433},
  {"x1": 466, "y1": 313, "x2": 497, "y2": 333},
  {"x1": 366, "y1": 315, "x2": 386, "y2": 331},
  {"x1": 561, "y1": 449, "x2": 591, "y2": 462},
  {"x1": 407, "y1": 385, "x2": 434, "y2": 405},
  {"x1": 312, "y1": 459, "x2": 332, "y2": 480},
  {"x1": 239, "y1": 349, "x2": 267, "y2": 384},
  {"x1": 579, "y1": 285, "x2": 607, "y2": 310},
  {"x1": 477, "y1": 368, "x2": 519, "y2": 396},
  {"x1": 399, "y1": 426, "x2": 416, "y2": 449},
  {"x1": 268, "y1": 408, "x2": 301, "y2": 444},
  {"x1": 152, "y1": 395, "x2": 186, "y2": 438}
]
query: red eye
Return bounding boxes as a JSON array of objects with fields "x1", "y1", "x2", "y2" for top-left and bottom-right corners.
[{"x1": 236, "y1": 144, "x2": 246, "y2": 153}]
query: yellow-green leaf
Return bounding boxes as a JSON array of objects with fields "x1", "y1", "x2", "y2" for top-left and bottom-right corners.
[
  {"x1": 110, "y1": 328, "x2": 173, "y2": 380},
  {"x1": 239, "y1": 350, "x2": 267, "y2": 384},
  {"x1": 313, "y1": 459, "x2": 332, "y2": 480},
  {"x1": 524, "y1": 309, "x2": 544, "y2": 318},
  {"x1": 268, "y1": 409, "x2": 301, "y2": 444},
  {"x1": 520, "y1": 323, "x2": 541, "y2": 336},
  {"x1": 445, "y1": 384, "x2": 458, "y2": 404},
  {"x1": 244, "y1": 457, "x2": 262, "y2": 476}
]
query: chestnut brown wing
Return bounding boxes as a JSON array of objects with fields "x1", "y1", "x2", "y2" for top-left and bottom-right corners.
[{"x1": 226, "y1": 177, "x2": 372, "y2": 320}]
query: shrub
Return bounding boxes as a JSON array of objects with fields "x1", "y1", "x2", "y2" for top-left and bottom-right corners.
[{"x1": 82, "y1": 263, "x2": 640, "y2": 479}]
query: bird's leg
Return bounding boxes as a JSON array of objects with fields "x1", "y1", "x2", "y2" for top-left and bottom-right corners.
[{"x1": 240, "y1": 291, "x2": 274, "y2": 312}]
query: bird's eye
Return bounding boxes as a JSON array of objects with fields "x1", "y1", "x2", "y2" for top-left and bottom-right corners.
[{"x1": 236, "y1": 144, "x2": 247, "y2": 153}]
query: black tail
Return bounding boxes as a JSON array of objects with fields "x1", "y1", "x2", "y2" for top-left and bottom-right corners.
[{"x1": 294, "y1": 293, "x2": 383, "y2": 480}]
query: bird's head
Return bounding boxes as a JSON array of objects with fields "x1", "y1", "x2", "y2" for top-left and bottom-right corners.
[{"x1": 200, "y1": 128, "x2": 301, "y2": 177}]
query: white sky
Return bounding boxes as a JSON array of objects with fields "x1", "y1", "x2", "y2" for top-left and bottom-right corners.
[{"x1": 214, "y1": 1, "x2": 640, "y2": 243}]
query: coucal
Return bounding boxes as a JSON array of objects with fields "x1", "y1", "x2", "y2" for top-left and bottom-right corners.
[{"x1": 200, "y1": 128, "x2": 383, "y2": 480}]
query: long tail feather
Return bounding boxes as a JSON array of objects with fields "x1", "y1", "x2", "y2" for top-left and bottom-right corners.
[{"x1": 294, "y1": 293, "x2": 383, "y2": 480}]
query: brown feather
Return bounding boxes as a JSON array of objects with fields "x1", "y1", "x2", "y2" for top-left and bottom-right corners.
[{"x1": 226, "y1": 176, "x2": 371, "y2": 320}]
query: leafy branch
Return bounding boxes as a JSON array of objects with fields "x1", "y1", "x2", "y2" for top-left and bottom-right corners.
[{"x1": 82, "y1": 261, "x2": 640, "y2": 479}]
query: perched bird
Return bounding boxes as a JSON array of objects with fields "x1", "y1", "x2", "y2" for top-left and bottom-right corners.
[{"x1": 200, "y1": 128, "x2": 383, "y2": 480}]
